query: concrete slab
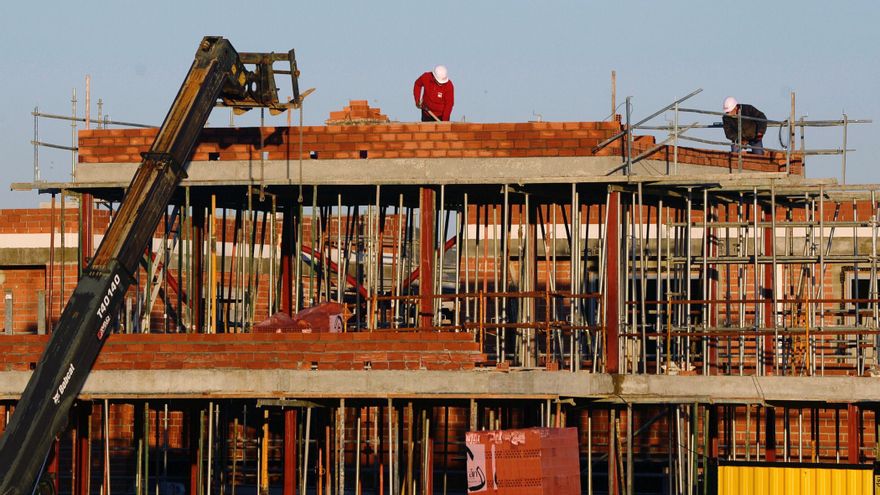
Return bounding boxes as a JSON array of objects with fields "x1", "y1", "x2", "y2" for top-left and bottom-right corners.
[
  {"x1": 1, "y1": 370, "x2": 878, "y2": 403},
  {"x1": 69, "y1": 157, "x2": 729, "y2": 187}
]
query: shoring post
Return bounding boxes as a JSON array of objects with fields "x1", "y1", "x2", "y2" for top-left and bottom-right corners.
[
  {"x1": 261, "y1": 409, "x2": 270, "y2": 495},
  {"x1": 73, "y1": 403, "x2": 91, "y2": 495},
  {"x1": 280, "y1": 196, "x2": 296, "y2": 315},
  {"x1": 610, "y1": 70, "x2": 616, "y2": 120},
  {"x1": 419, "y1": 187, "x2": 436, "y2": 329},
  {"x1": 763, "y1": 205, "x2": 775, "y2": 376},
  {"x1": 609, "y1": 408, "x2": 618, "y2": 495},
  {"x1": 284, "y1": 409, "x2": 298, "y2": 495},
  {"x1": 192, "y1": 203, "x2": 205, "y2": 333},
  {"x1": 842, "y1": 113, "x2": 848, "y2": 184},
  {"x1": 626, "y1": 404, "x2": 633, "y2": 495},
  {"x1": 47, "y1": 438, "x2": 60, "y2": 495},
  {"x1": 765, "y1": 407, "x2": 777, "y2": 462},
  {"x1": 606, "y1": 191, "x2": 621, "y2": 373},
  {"x1": 188, "y1": 405, "x2": 201, "y2": 495},
  {"x1": 78, "y1": 193, "x2": 94, "y2": 275},
  {"x1": 847, "y1": 404, "x2": 859, "y2": 463}
]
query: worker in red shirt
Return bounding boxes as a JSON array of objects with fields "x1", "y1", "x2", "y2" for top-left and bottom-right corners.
[{"x1": 413, "y1": 65, "x2": 454, "y2": 122}]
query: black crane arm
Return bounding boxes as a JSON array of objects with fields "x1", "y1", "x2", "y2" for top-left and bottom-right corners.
[{"x1": 0, "y1": 36, "x2": 300, "y2": 495}]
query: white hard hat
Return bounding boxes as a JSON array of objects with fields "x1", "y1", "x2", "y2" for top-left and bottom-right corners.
[
  {"x1": 723, "y1": 96, "x2": 738, "y2": 113},
  {"x1": 432, "y1": 65, "x2": 448, "y2": 84}
]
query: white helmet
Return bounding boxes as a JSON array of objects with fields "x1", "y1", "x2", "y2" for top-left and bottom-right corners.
[
  {"x1": 723, "y1": 96, "x2": 738, "y2": 113},
  {"x1": 432, "y1": 65, "x2": 449, "y2": 84}
]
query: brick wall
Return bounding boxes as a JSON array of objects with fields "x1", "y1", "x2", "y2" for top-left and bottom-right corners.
[
  {"x1": 78, "y1": 122, "x2": 799, "y2": 174},
  {"x1": 0, "y1": 331, "x2": 485, "y2": 372},
  {"x1": 0, "y1": 267, "x2": 45, "y2": 334}
]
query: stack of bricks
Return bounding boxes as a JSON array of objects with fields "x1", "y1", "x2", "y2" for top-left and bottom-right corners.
[
  {"x1": 77, "y1": 121, "x2": 798, "y2": 174},
  {"x1": 466, "y1": 427, "x2": 582, "y2": 494},
  {"x1": 0, "y1": 331, "x2": 486, "y2": 372},
  {"x1": 325, "y1": 99, "x2": 390, "y2": 125}
]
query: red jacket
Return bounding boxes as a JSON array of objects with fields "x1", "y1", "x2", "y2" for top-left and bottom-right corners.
[{"x1": 413, "y1": 72, "x2": 454, "y2": 121}]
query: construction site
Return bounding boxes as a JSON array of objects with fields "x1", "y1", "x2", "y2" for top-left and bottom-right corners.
[{"x1": 1, "y1": 36, "x2": 879, "y2": 495}]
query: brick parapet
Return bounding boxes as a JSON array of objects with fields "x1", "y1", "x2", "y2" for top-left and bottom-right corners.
[{"x1": 78, "y1": 121, "x2": 799, "y2": 174}]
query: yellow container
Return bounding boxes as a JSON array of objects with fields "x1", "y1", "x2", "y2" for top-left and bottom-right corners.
[{"x1": 717, "y1": 462, "x2": 873, "y2": 495}]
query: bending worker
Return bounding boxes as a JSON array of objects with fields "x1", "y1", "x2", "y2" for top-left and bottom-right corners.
[
  {"x1": 414, "y1": 65, "x2": 454, "y2": 122},
  {"x1": 722, "y1": 96, "x2": 767, "y2": 155}
]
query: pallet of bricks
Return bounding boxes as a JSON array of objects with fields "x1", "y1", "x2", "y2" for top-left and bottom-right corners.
[{"x1": 465, "y1": 427, "x2": 581, "y2": 494}]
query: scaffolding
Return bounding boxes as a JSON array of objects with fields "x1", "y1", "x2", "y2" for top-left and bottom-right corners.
[{"x1": 8, "y1": 89, "x2": 880, "y2": 495}]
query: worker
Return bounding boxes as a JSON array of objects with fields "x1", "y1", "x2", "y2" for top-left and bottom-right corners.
[
  {"x1": 413, "y1": 65, "x2": 454, "y2": 122},
  {"x1": 722, "y1": 97, "x2": 767, "y2": 155}
]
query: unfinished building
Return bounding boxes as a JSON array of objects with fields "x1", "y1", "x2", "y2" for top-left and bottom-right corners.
[{"x1": 1, "y1": 88, "x2": 878, "y2": 495}]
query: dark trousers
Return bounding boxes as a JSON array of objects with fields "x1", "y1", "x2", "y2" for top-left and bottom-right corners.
[
  {"x1": 421, "y1": 109, "x2": 443, "y2": 122},
  {"x1": 731, "y1": 138, "x2": 764, "y2": 155}
]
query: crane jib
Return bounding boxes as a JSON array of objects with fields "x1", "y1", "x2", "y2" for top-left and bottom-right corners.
[{"x1": 0, "y1": 36, "x2": 302, "y2": 495}]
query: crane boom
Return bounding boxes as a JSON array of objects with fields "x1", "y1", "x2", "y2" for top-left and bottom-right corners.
[{"x1": 0, "y1": 36, "x2": 300, "y2": 495}]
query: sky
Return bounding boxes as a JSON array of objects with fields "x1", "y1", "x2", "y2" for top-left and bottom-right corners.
[{"x1": 0, "y1": 0, "x2": 877, "y2": 208}]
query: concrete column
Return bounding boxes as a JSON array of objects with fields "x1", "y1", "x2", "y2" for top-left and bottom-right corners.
[{"x1": 419, "y1": 188, "x2": 435, "y2": 329}]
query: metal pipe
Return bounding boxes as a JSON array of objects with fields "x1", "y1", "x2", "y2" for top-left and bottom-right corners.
[
  {"x1": 842, "y1": 113, "x2": 848, "y2": 184},
  {"x1": 703, "y1": 189, "x2": 709, "y2": 375},
  {"x1": 626, "y1": 97, "x2": 632, "y2": 178},
  {"x1": 626, "y1": 404, "x2": 633, "y2": 495},
  {"x1": 355, "y1": 414, "x2": 361, "y2": 495},
  {"x1": 673, "y1": 103, "x2": 679, "y2": 175},
  {"x1": 819, "y1": 189, "x2": 825, "y2": 375},
  {"x1": 752, "y1": 189, "x2": 760, "y2": 374},
  {"x1": 33, "y1": 106, "x2": 39, "y2": 182},
  {"x1": 770, "y1": 185, "x2": 779, "y2": 375},
  {"x1": 501, "y1": 185, "x2": 509, "y2": 357},
  {"x1": 787, "y1": 92, "x2": 795, "y2": 174},
  {"x1": 71, "y1": 88, "x2": 76, "y2": 180},
  {"x1": 388, "y1": 399, "x2": 394, "y2": 495},
  {"x1": 302, "y1": 408, "x2": 311, "y2": 495},
  {"x1": 593, "y1": 88, "x2": 703, "y2": 152},
  {"x1": 31, "y1": 109, "x2": 154, "y2": 128},
  {"x1": 587, "y1": 410, "x2": 592, "y2": 495},
  {"x1": 338, "y1": 400, "x2": 345, "y2": 495},
  {"x1": 638, "y1": 185, "x2": 647, "y2": 373},
  {"x1": 103, "y1": 400, "x2": 110, "y2": 495},
  {"x1": 208, "y1": 402, "x2": 214, "y2": 495}
]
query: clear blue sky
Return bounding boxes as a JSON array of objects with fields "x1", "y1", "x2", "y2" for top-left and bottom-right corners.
[{"x1": 1, "y1": 0, "x2": 877, "y2": 208}]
